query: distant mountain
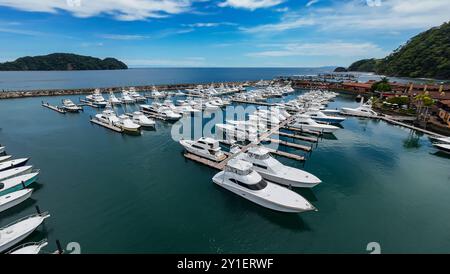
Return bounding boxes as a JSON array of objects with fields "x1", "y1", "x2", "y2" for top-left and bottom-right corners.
[
  {"x1": 333, "y1": 67, "x2": 348, "y2": 72},
  {"x1": 0, "y1": 53, "x2": 128, "y2": 71},
  {"x1": 348, "y1": 21, "x2": 450, "y2": 79}
]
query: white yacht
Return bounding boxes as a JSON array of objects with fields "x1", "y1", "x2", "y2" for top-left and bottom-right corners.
[
  {"x1": 62, "y1": 99, "x2": 82, "y2": 112},
  {"x1": 86, "y1": 89, "x2": 108, "y2": 108},
  {"x1": 304, "y1": 110, "x2": 346, "y2": 124},
  {"x1": 117, "y1": 115, "x2": 141, "y2": 133},
  {"x1": 0, "y1": 155, "x2": 12, "y2": 163},
  {"x1": 291, "y1": 115, "x2": 339, "y2": 133},
  {"x1": 179, "y1": 137, "x2": 227, "y2": 162},
  {"x1": 433, "y1": 143, "x2": 450, "y2": 154},
  {"x1": 0, "y1": 146, "x2": 4, "y2": 154},
  {"x1": 120, "y1": 90, "x2": 136, "y2": 104},
  {"x1": 216, "y1": 124, "x2": 259, "y2": 142},
  {"x1": 129, "y1": 88, "x2": 147, "y2": 102},
  {"x1": 0, "y1": 212, "x2": 50, "y2": 253},
  {"x1": 0, "y1": 158, "x2": 30, "y2": 172},
  {"x1": 0, "y1": 166, "x2": 33, "y2": 182},
  {"x1": 108, "y1": 92, "x2": 122, "y2": 105},
  {"x1": 213, "y1": 159, "x2": 316, "y2": 213},
  {"x1": 128, "y1": 112, "x2": 155, "y2": 128},
  {"x1": 158, "y1": 106, "x2": 182, "y2": 121},
  {"x1": 236, "y1": 147, "x2": 321, "y2": 188},
  {"x1": 341, "y1": 98, "x2": 378, "y2": 118},
  {"x1": 8, "y1": 239, "x2": 48, "y2": 254},
  {"x1": 94, "y1": 109, "x2": 120, "y2": 125},
  {"x1": 0, "y1": 189, "x2": 33, "y2": 213},
  {"x1": 249, "y1": 114, "x2": 280, "y2": 127},
  {"x1": 0, "y1": 172, "x2": 40, "y2": 196}
]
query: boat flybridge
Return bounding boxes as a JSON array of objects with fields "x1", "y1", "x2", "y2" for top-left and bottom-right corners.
[
  {"x1": 8, "y1": 239, "x2": 48, "y2": 254},
  {"x1": 212, "y1": 159, "x2": 316, "y2": 213},
  {"x1": 0, "y1": 158, "x2": 30, "y2": 172},
  {"x1": 236, "y1": 147, "x2": 321, "y2": 188},
  {"x1": 180, "y1": 137, "x2": 227, "y2": 162},
  {"x1": 0, "y1": 212, "x2": 50, "y2": 253},
  {"x1": 128, "y1": 88, "x2": 147, "y2": 102},
  {"x1": 341, "y1": 97, "x2": 378, "y2": 118},
  {"x1": 291, "y1": 115, "x2": 340, "y2": 133},
  {"x1": 86, "y1": 89, "x2": 108, "y2": 108},
  {"x1": 62, "y1": 99, "x2": 82, "y2": 112},
  {"x1": 0, "y1": 189, "x2": 33, "y2": 213}
]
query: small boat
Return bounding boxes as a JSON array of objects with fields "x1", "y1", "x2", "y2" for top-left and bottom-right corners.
[
  {"x1": 0, "y1": 166, "x2": 33, "y2": 182},
  {"x1": 0, "y1": 172, "x2": 40, "y2": 196},
  {"x1": 291, "y1": 115, "x2": 339, "y2": 133},
  {"x1": 236, "y1": 147, "x2": 321, "y2": 188},
  {"x1": 127, "y1": 112, "x2": 155, "y2": 128},
  {"x1": 0, "y1": 158, "x2": 30, "y2": 172},
  {"x1": 62, "y1": 99, "x2": 82, "y2": 112},
  {"x1": 433, "y1": 143, "x2": 450, "y2": 154},
  {"x1": 0, "y1": 189, "x2": 33, "y2": 213},
  {"x1": 8, "y1": 239, "x2": 48, "y2": 254},
  {"x1": 0, "y1": 155, "x2": 12, "y2": 163},
  {"x1": 0, "y1": 212, "x2": 50, "y2": 253},
  {"x1": 179, "y1": 137, "x2": 227, "y2": 162},
  {"x1": 213, "y1": 159, "x2": 316, "y2": 213},
  {"x1": 341, "y1": 98, "x2": 378, "y2": 118},
  {"x1": 0, "y1": 146, "x2": 5, "y2": 154}
]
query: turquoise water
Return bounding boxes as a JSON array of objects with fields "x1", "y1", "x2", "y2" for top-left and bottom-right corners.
[{"x1": 0, "y1": 91, "x2": 449, "y2": 254}]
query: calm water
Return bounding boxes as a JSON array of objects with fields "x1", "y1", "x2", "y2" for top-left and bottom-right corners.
[
  {"x1": 0, "y1": 91, "x2": 449, "y2": 254},
  {"x1": 0, "y1": 68, "x2": 338, "y2": 91}
]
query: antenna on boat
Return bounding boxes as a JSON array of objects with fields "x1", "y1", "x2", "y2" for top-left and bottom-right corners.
[
  {"x1": 21, "y1": 181, "x2": 26, "y2": 189},
  {"x1": 35, "y1": 205, "x2": 41, "y2": 215},
  {"x1": 56, "y1": 240, "x2": 64, "y2": 254}
]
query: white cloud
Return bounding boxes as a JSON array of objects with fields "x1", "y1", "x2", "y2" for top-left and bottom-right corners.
[
  {"x1": 306, "y1": 0, "x2": 319, "y2": 7},
  {"x1": 247, "y1": 42, "x2": 387, "y2": 58},
  {"x1": 99, "y1": 34, "x2": 150, "y2": 40},
  {"x1": 243, "y1": 0, "x2": 450, "y2": 33},
  {"x1": 183, "y1": 22, "x2": 237, "y2": 28},
  {"x1": 218, "y1": 0, "x2": 284, "y2": 10},
  {"x1": 0, "y1": 0, "x2": 196, "y2": 21}
]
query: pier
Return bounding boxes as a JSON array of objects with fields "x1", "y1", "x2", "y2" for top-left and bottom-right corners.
[
  {"x1": 380, "y1": 116, "x2": 446, "y2": 138},
  {"x1": 42, "y1": 102, "x2": 66, "y2": 114},
  {"x1": 89, "y1": 118, "x2": 123, "y2": 133},
  {"x1": 231, "y1": 99, "x2": 275, "y2": 107},
  {"x1": 264, "y1": 148, "x2": 305, "y2": 161},
  {"x1": 274, "y1": 131, "x2": 318, "y2": 143},
  {"x1": 263, "y1": 138, "x2": 312, "y2": 152}
]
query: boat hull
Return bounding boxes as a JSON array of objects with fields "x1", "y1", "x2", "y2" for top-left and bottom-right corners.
[
  {"x1": 0, "y1": 159, "x2": 29, "y2": 172},
  {"x1": 0, "y1": 189, "x2": 33, "y2": 213},
  {"x1": 0, "y1": 173, "x2": 39, "y2": 196},
  {"x1": 257, "y1": 171, "x2": 321, "y2": 188}
]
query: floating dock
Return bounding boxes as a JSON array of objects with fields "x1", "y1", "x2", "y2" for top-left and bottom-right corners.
[
  {"x1": 231, "y1": 99, "x2": 275, "y2": 107},
  {"x1": 42, "y1": 102, "x2": 66, "y2": 114},
  {"x1": 281, "y1": 126, "x2": 322, "y2": 136},
  {"x1": 263, "y1": 138, "x2": 312, "y2": 152},
  {"x1": 184, "y1": 153, "x2": 228, "y2": 170},
  {"x1": 264, "y1": 148, "x2": 305, "y2": 161},
  {"x1": 380, "y1": 116, "x2": 446, "y2": 138},
  {"x1": 79, "y1": 99, "x2": 101, "y2": 108},
  {"x1": 274, "y1": 131, "x2": 318, "y2": 143},
  {"x1": 90, "y1": 119, "x2": 123, "y2": 133}
]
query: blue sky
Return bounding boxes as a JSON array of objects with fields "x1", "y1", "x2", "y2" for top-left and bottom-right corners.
[{"x1": 0, "y1": 0, "x2": 449, "y2": 67}]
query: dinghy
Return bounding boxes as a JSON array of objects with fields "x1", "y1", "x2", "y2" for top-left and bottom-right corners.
[
  {"x1": 8, "y1": 239, "x2": 48, "y2": 254},
  {"x1": 0, "y1": 172, "x2": 39, "y2": 196},
  {"x1": 0, "y1": 189, "x2": 33, "y2": 213},
  {"x1": 0, "y1": 158, "x2": 29, "y2": 172},
  {"x1": 0, "y1": 212, "x2": 50, "y2": 253},
  {"x1": 0, "y1": 166, "x2": 33, "y2": 182},
  {"x1": 0, "y1": 155, "x2": 12, "y2": 163}
]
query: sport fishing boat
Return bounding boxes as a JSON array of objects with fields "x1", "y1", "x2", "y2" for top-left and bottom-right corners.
[
  {"x1": 236, "y1": 147, "x2": 321, "y2": 188},
  {"x1": 304, "y1": 110, "x2": 346, "y2": 124},
  {"x1": 128, "y1": 88, "x2": 147, "y2": 102},
  {"x1": 212, "y1": 159, "x2": 317, "y2": 213},
  {"x1": 0, "y1": 212, "x2": 50, "y2": 253},
  {"x1": 291, "y1": 115, "x2": 339, "y2": 133},
  {"x1": 108, "y1": 92, "x2": 122, "y2": 105},
  {"x1": 86, "y1": 89, "x2": 108, "y2": 108},
  {"x1": 0, "y1": 155, "x2": 12, "y2": 163},
  {"x1": 0, "y1": 166, "x2": 33, "y2": 182},
  {"x1": 216, "y1": 123, "x2": 259, "y2": 142},
  {"x1": 117, "y1": 115, "x2": 141, "y2": 133},
  {"x1": 0, "y1": 172, "x2": 40, "y2": 196},
  {"x1": 0, "y1": 158, "x2": 30, "y2": 172},
  {"x1": 127, "y1": 112, "x2": 156, "y2": 128},
  {"x1": 61, "y1": 99, "x2": 83, "y2": 112},
  {"x1": 341, "y1": 98, "x2": 378, "y2": 118},
  {"x1": 0, "y1": 189, "x2": 33, "y2": 213},
  {"x1": 120, "y1": 90, "x2": 136, "y2": 104},
  {"x1": 179, "y1": 137, "x2": 227, "y2": 162},
  {"x1": 8, "y1": 239, "x2": 48, "y2": 254}
]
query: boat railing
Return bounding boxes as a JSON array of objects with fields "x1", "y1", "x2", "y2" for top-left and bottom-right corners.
[
  {"x1": 6, "y1": 238, "x2": 48, "y2": 254},
  {"x1": 0, "y1": 212, "x2": 50, "y2": 230}
]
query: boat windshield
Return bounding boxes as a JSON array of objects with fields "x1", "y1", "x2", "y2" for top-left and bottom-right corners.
[
  {"x1": 249, "y1": 152, "x2": 270, "y2": 160},
  {"x1": 0, "y1": 183, "x2": 3, "y2": 190},
  {"x1": 230, "y1": 178, "x2": 268, "y2": 191}
]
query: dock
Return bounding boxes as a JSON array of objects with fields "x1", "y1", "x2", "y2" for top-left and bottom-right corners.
[
  {"x1": 90, "y1": 119, "x2": 123, "y2": 133},
  {"x1": 79, "y1": 99, "x2": 101, "y2": 108},
  {"x1": 184, "y1": 153, "x2": 228, "y2": 170},
  {"x1": 380, "y1": 116, "x2": 446, "y2": 138},
  {"x1": 264, "y1": 148, "x2": 305, "y2": 161},
  {"x1": 274, "y1": 131, "x2": 318, "y2": 143},
  {"x1": 263, "y1": 138, "x2": 312, "y2": 152},
  {"x1": 42, "y1": 102, "x2": 66, "y2": 114},
  {"x1": 231, "y1": 99, "x2": 275, "y2": 107},
  {"x1": 281, "y1": 126, "x2": 322, "y2": 136}
]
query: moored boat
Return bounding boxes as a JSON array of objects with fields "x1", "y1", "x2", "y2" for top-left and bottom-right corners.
[
  {"x1": 0, "y1": 189, "x2": 33, "y2": 213},
  {"x1": 0, "y1": 166, "x2": 33, "y2": 182},
  {"x1": 8, "y1": 239, "x2": 48, "y2": 254},
  {"x1": 0, "y1": 172, "x2": 40, "y2": 196},
  {"x1": 0, "y1": 158, "x2": 30, "y2": 172}
]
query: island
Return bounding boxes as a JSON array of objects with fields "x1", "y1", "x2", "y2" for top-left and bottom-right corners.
[
  {"x1": 0, "y1": 53, "x2": 128, "y2": 71},
  {"x1": 347, "y1": 21, "x2": 450, "y2": 79}
]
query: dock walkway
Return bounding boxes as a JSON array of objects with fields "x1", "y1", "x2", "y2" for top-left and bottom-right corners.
[
  {"x1": 42, "y1": 102, "x2": 66, "y2": 114},
  {"x1": 380, "y1": 117, "x2": 446, "y2": 138}
]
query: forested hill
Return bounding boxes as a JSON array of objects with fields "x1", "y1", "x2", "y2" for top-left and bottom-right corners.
[{"x1": 0, "y1": 53, "x2": 128, "y2": 71}]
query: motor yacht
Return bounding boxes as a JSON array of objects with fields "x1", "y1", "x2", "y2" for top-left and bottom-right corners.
[
  {"x1": 94, "y1": 109, "x2": 120, "y2": 125},
  {"x1": 120, "y1": 90, "x2": 136, "y2": 104},
  {"x1": 0, "y1": 189, "x2": 33, "y2": 213},
  {"x1": 0, "y1": 158, "x2": 30, "y2": 172},
  {"x1": 341, "y1": 98, "x2": 378, "y2": 118},
  {"x1": 62, "y1": 99, "x2": 82, "y2": 112},
  {"x1": 236, "y1": 147, "x2": 321, "y2": 188},
  {"x1": 216, "y1": 124, "x2": 259, "y2": 142},
  {"x1": 127, "y1": 112, "x2": 155, "y2": 128},
  {"x1": 108, "y1": 92, "x2": 122, "y2": 105},
  {"x1": 86, "y1": 89, "x2": 107, "y2": 108},
  {"x1": 0, "y1": 172, "x2": 40, "y2": 196},
  {"x1": 212, "y1": 159, "x2": 316, "y2": 213},
  {"x1": 0, "y1": 166, "x2": 33, "y2": 182},
  {"x1": 291, "y1": 115, "x2": 339, "y2": 133},
  {"x1": 117, "y1": 115, "x2": 141, "y2": 133},
  {"x1": 0, "y1": 212, "x2": 50, "y2": 253},
  {"x1": 179, "y1": 137, "x2": 227, "y2": 162},
  {"x1": 304, "y1": 110, "x2": 346, "y2": 124},
  {"x1": 158, "y1": 106, "x2": 182, "y2": 121}
]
